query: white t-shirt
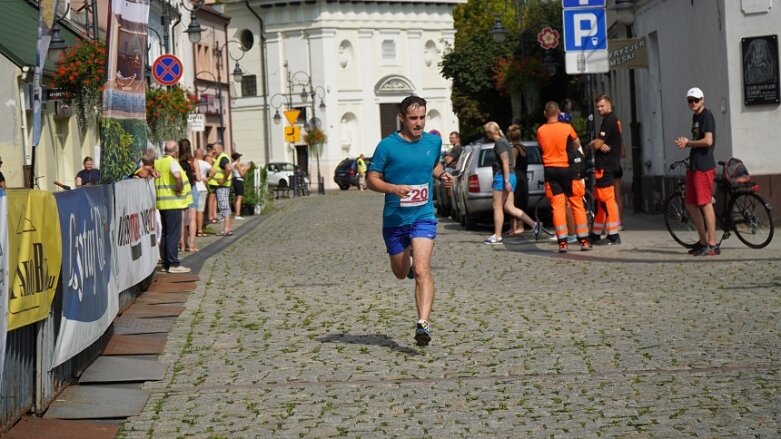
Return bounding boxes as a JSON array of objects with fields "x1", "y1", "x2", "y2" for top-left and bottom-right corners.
[{"x1": 196, "y1": 159, "x2": 210, "y2": 191}]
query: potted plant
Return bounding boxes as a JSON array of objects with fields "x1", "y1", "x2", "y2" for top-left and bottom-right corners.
[{"x1": 241, "y1": 163, "x2": 272, "y2": 215}]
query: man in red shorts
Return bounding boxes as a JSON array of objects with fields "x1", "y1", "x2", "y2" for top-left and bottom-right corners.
[{"x1": 675, "y1": 87, "x2": 718, "y2": 256}]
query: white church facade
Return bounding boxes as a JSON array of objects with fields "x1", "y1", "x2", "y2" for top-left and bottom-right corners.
[{"x1": 225, "y1": 0, "x2": 465, "y2": 189}]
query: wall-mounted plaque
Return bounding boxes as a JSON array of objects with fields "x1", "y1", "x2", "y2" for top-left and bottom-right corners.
[{"x1": 742, "y1": 35, "x2": 780, "y2": 105}]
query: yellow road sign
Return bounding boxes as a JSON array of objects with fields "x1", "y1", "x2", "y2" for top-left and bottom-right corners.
[
  {"x1": 284, "y1": 125, "x2": 301, "y2": 143},
  {"x1": 284, "y1": 109, "x2": 300, "y2": 126}
]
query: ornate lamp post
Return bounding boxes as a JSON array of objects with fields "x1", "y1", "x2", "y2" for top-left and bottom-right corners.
[{"x1": 269, "y1": 61, "x2": 327, "y2": 194}]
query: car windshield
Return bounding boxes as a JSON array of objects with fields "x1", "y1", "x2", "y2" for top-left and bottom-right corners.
[{"x1": 277, "y1": 163, "x2": 295, "y2": 172}]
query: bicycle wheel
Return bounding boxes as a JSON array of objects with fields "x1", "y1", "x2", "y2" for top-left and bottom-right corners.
[
  {"x1": 533, "y1": 196, "x2": 554, "y2": 236},
  {"x1": 664, "y1": 192, "x2": 699, "y2": 248},
  {"x1": 583, "y1": 189, "x2": 595, "y2": 231},
  {"x1": 728, "y1": 192, "x2": 775, "y2": 248}
]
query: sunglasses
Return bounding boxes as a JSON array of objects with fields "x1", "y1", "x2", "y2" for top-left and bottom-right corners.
[{"x1": 687, "y1": 97, "x2": 702, "y2": 104}]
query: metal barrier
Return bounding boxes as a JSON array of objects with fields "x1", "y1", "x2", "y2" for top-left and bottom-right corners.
[
  {"x1": 0, "y1": 182, "x2": 158, "y2": 432},
  {"x1": 0, "y1": 278, "x2": 151, "y2": 431}
]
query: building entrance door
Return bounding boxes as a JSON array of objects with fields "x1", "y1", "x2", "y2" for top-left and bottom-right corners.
[{"x1": 379, "y1": 103, "x2": 400, "y2": 139}]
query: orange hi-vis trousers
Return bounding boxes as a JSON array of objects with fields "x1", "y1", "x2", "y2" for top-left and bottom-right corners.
[
  {"x1": 592, "y1": 184, "x2": 620, "y2": 236},
  {"x1": 546, "y1": 179, "x2": 589, "y2": 241}
]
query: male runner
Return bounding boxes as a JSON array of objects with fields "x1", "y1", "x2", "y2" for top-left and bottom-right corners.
[{"x1": 367, "y1": 95, "x2": 452, "y2": 346}]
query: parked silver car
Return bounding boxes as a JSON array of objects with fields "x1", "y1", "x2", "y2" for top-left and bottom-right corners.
[{"x1": 451, "y1": 139, "x2": 545, "y2": 230}]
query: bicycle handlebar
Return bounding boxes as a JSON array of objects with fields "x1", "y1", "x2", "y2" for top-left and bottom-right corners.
[{"x1": 669, "y1": 158, "x2": 689, "y2": 171}]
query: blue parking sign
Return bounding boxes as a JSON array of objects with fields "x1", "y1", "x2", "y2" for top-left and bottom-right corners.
[
  {"x1": 562, "y1": 0, "x2": 606, "y2": 7},
  {"x1": 563, "y1": 8, "x2": 607, "y2": 52}
]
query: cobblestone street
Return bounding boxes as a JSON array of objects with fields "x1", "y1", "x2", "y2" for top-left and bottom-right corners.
[{"x1": 120, "y1": 191, "x2": 781, "y2": 438}]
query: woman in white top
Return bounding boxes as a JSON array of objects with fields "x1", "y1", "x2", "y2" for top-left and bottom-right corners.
[
  {"x1": 231, "y1": 152, "x2": 250, "y2": 219},
  {"x1": 194, "y1": 148, "x2": 213, "y2": 237}
]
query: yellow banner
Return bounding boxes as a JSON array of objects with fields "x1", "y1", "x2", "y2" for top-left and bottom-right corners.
[{"x1": 6, "y1": 190, "x2": 62, "y2": 331}]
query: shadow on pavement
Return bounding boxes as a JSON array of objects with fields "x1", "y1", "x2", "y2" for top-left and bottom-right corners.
[{"x1": 316, "y1": 333, "x2": 421, "y2": 356}]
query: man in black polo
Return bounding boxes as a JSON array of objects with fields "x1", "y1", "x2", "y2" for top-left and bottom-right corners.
[{"x1": 588, "y1": 95, "x2": 622, "y2": 245}]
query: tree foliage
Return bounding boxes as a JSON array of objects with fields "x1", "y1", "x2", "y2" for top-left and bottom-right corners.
[{"x1": 442, "y1": 0, "x2": 573, "y2": 140}]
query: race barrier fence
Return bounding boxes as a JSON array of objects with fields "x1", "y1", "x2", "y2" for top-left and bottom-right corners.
[{"x1": 0, "y1": 179, "x2": 158, "y2": 430}]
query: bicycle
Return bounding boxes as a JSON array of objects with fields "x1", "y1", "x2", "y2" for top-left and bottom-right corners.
[
  {"x1": 664, "y1": 158, "x2": 774, "y2": 249},
  {"x1": 533, "y1": 180, "x2": 595, "y2": 237}
]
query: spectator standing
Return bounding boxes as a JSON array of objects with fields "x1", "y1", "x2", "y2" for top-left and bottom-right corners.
[
  {"x1": 588, "y1": 95, "x2": 623, "y2": 245},
  {"x1": 208, "y1": 142, "x2": 234, "y2": 236},
  {"x1": 194, "y1": 148, "x2": 212, "y2": 237},
  {"x1": 536, "y1": 101, "x2": 591, "y2": 252},
  {"x1": 232, "y1": 152, "x2": 249, "y2": 219},
  {"x1": 356, "y1": 154, "x2": 367, "y2": 191},
  {"x1": 443, "y1": 131, "x2": 462, "y2": 168},
  {"x1": 178, "y1": 139, "x2": 198, "y2": 252},
  {"x1": 75, "y1": 157, "x2": 101, "y2": 186},
  {"x1": 508, "y1": 124, "x2": 530, "y2": 235},
  {"x1": 205, "y1": 143, "x2": 218, "y2": 224},
  {"x1": 154, "y1": 140, "x2": 192, "y2": 273},
  {"x1": 482, "y1": 121, "x2": 539, "y2": 244},
  {"x1": 366, "y1": 95, "x2": 452, "y2": 347},
  {"x1": 675, "y1": 87, "x2": 719, "y2": 256}
]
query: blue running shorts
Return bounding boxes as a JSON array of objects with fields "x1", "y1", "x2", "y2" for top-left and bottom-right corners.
[
  {"x1": 492, "y1": 172, "x2": 517, "y2": 191},
  {"x1": 382, "y1": 219, "x2": 438, "y2": 255}
]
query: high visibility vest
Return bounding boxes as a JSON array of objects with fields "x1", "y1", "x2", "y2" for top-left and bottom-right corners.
[
  {"x1": 208, "y1": 152, "x2": 233, "y2": 187},
  {"x1": 154, "y1": 155, "x2": 192, "y2": 210}
]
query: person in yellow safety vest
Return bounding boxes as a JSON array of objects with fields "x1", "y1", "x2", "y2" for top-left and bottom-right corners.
[
  {"x1": 356, "y1": 153, "x2": 367, "y2": 191},
  {"x1": 208, "y1": 142, "x2": 234, "y2": 236},
  {"x1": 154, "y1": 140, "x2": 193, "y2": 273}
]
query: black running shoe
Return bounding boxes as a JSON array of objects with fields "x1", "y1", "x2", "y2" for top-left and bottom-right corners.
[
  {"x1": 415, "y1": 322, "x2": 431, "y2": 346},
  {"x1": 688, "y1": 242, "x2": 705, "y2": 255}
]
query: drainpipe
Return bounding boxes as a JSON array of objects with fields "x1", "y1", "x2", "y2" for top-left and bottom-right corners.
[{"x1": 245, "y1": 1, "x2": 270, "y2": 163}]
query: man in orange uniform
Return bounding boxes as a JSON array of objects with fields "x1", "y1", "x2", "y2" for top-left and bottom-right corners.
[
  {"x1": 588, "y1": 95, "x2": 623, "y2": 245},
  {"x1": 536, "y1": 101, "x2": 591, "y2": 253}
]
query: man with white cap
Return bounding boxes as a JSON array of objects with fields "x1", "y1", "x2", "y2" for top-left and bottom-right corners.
[{"x1": 675, "y1": 87, "x2": 718, "y2": 256}]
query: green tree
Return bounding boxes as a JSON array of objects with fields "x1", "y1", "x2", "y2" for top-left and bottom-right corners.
[{"x1": 442, "y1": 0, "x2": 570, "y2": 139}]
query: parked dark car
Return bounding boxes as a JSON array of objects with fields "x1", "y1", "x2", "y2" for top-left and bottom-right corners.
[{"x1": 333, "y1": 157, "x2": 371, "y2": 190}]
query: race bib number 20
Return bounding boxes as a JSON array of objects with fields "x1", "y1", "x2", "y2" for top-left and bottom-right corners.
[{"x1": 399, "y1": 184, "x2": 429, "y2": 207}]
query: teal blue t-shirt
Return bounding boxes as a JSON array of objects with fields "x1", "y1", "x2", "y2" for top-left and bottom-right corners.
[{"x1": 369, "y1": 131, "x2": 442, "y2": 227}]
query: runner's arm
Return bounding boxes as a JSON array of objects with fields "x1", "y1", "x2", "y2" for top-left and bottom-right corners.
[{"x1": 367, "y1": 171, "x2": 411, "y2": 197}]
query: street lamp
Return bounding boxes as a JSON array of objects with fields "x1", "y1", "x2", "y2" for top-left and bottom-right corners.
[
  {"x1": 193, "y1": 36, "x2": 246, "y2": 143},
  {"x1": 181, "y1": 0, "x2": 205, "y2": 44},
  {"x1": 290, "y1": 67, "x2": 327, "y2": 194}
]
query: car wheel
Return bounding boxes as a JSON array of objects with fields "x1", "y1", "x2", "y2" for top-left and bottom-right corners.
[
  {"x1": 464, "y1": 209, "x2": 478, "y2": 230},
  {"x1": 338, "y1": 184, "x2": 349, "y2": 190}
]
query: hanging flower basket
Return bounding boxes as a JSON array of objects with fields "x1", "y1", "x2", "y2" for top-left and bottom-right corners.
[
  {"x1": 146, "y1": 86, "x2": 197, "y2": 143},
  {"x1": 303, "y1": 126, "x2": 327, "y2": 146},
  {"x1": 51, "y1": 38, "x2": 106, "y2": 129}
]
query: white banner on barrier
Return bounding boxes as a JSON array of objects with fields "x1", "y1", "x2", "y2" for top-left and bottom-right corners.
[
  {"x1": 0, "y1": 191, "x2": 8, "y2": 387},
  {"x1": 113, "y1": 179, "x2": 158, "y2": 291}
]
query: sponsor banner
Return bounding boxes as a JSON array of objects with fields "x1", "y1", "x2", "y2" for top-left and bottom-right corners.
[
  {"x1": 0, "y1": 191, "x2": 8, "y2": 387},
  {"x1": 6, "y1": 190, "x2": 62, "y2": 330},
  {"x1": 51, "y1": 186, "x2": 118, "y2": 367},
  {"x1": 114, "y1": 179, "x2": 157, "y2": 291}
]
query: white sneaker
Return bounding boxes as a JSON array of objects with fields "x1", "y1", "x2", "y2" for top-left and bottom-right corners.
[
  {"x1": 168, "y1": 266, "x2": 191, "y2": 273},
  {"x1": 235, "y1": 216, "x2": 244, "y2": 220},
  {"x1": 483, "y1": 234, "x2": 503, "y2": 245}
]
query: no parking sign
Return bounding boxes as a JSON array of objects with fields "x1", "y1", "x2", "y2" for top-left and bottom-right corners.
[{"x1": 152, "y1": 54, "x2": 183, "y2": 86}]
